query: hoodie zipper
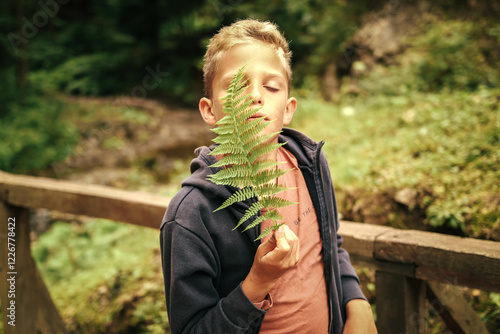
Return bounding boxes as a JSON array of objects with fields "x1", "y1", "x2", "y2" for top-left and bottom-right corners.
[{"x1": 313, "y1": 141, "x2": 335, "y2": 334}]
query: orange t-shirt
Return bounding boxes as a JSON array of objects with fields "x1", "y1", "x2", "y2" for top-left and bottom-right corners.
[{"x1": 259, "y1": 147, "x2": 329, "y2": 333}]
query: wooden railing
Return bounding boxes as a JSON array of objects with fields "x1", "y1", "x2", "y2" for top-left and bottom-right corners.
[{"x1": 0, "y1": 170, "x2": 498, "y2": 333}]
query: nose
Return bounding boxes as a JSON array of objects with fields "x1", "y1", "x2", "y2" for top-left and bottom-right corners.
[{"x1": 250, "y1": 85, "x2": 263, "y2": 106}]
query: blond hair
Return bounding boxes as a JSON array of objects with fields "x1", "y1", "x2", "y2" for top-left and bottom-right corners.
[{"x1": 203, "y1": 19, "x2": 292, "y2": 98}]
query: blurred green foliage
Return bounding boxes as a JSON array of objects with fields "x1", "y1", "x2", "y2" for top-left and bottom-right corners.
[
  {"x1": 0, "y1": 72, "x2": 77, "y2": 173},
  {"x1": 0, "y1": 0, "x2": 372, "y2": 175},
  {"x1": 292, "y1": 87, "x2": 499, "y2": 237},
  {"x1": 334, "y1": 13, "x2": 500, "y2": 234},
  {"x1": 32, "y1": 219, "x2": 169, "y2": 333},
  {"x1": 412, "y1": 17, "x2": 499, "y2": 91},
  {"x1": 359, "y1": 15, "x2": 500, "y2": 95},
  {"x1": 1, "y1": 0, "x2": 372, "y2": 103}
]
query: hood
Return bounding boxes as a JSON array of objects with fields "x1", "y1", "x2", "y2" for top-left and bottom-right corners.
[
  {"x1": 279, "y1": 127, "x2": 322, "y2": 168},
  {"x1": 182, "y1": 145, "x2": 251, "y2": 213}
]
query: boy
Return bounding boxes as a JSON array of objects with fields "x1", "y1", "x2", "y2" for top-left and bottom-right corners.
[{"x1": 160, "y1": 19, "x2": 377, "y2": 333}]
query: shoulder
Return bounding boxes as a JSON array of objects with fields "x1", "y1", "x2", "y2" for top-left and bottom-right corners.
[{"x1": 161, "y1": 186, "x2": 215, "y2": 229}]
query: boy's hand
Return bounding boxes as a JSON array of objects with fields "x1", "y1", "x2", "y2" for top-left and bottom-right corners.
[{"x1": 242, "y1": 225, "x2": 299, "y2": 303}]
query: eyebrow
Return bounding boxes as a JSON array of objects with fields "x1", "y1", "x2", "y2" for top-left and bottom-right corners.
[
  {"x1": 264, "y1": 74, "x2": 286, "y2": 84},
  {"x1": 220, "y1": 72, "x2": 285, "y2": 87}
]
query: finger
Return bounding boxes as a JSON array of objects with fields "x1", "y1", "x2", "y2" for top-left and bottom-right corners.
[
  {"x1": 274, "y1": 226, "x2": 290, "y2": 252},
  {"x1": 281, "y1": 225, "x2": 295, "y2": 243},
  {"x1": 256, "y1": 227, "x2": 282, "y2": 256},
  {"x1": 280, "y1": 225, "x2": 300, "y2": 264}
]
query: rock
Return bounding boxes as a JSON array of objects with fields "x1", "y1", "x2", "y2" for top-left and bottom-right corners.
[{"x1": 394, "y1": 187, "x2": 419, "y2": 209}]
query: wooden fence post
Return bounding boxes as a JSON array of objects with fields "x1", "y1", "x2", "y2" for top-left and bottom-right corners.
[{"x1": 376, "y1": 271, "x2": 426, "y2": 334}]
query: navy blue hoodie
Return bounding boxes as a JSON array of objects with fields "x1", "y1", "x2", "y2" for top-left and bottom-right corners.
[{"x1": 160, "y1": 128, "x2": 366, "y2": 334}]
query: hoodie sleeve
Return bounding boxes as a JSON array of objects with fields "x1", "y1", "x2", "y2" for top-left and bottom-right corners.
[
  {"x1": 336, "y1": 233, "x2": 367, "y2": 307},
  {"x1": 160, "y1": 217, "x2": 265, "y2": 334}
]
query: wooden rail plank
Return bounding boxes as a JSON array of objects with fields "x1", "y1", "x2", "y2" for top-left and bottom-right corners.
[
  {"x1": 1, "y1": 171, "x2": 499, "y2": 292},
  {"x1": 338, "y1": 221, "x2": 393, "y2": 258},
  {"x1": 0, "y1": 171, "x2": 169, "y2": 229},
  {"x1": 348, "y1": 255, "x2": 416, "y2": 278},
  {"x1": 373, "y1": 229, "x2": 500, "y2": 292}
]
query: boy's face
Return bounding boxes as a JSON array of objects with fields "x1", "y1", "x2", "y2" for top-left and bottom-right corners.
[{"x1": 199, "y1": 41, "x2": 297, "y2": 146}]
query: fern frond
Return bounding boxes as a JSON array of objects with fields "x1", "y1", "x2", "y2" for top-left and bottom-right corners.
[
  {"x1": 210, "y1": 177, "x2": 253, "y2": 188},
  {"x1": 209, "y1": 153, "x2": 249, "y2": 168},
  {"x1": 249, "y1": 142, "x2": 287, "y2": 163},
  {"x1": 208, "y1": 165, "x2": 252, "y2": 182},
  {"x1": 260, "y1": 196, "x2": 298, "y2": 209},
  {"x1": 207, "y1": 64, "x2": 297, "y2": 239},
  {"x1": 251, "y1": 160, "x2": 284, "y2": 175},
  {"x1": 253, "y1": 168, "x2": 291, "y2": 185},
  {"x1": 256, "y1": 184, "x2": 292, "y2": 197},
  {"x1": 255, "y1": 222, "x2": 285, "y2": 240},
  {"x1": 207, "y1": 175, "x2": 254, "y2": 188},
  {"x1": 214, "y1": 114, "x2": 234, "y2": 126},
  {"x1": 242, "y1": 210, "x2": 283, "y2": 232},
  {"x1": 235, "y1": 105, "x2": 260, "y2": 123},
  {"x1": 210, "y1": 123, "x2": 235, "y2": 135},
  {"x1": 234, "y1": 201, "x2": 265, "y2": 230},
  {"x1": 244, "y1": 132, "x2": 282, "y2": 153},
  {"x1": 239, "y1": 120, "x2": 270, "y2": 141},
  {"x1": 214, "y1": 187, "x2": 257, "y2": 212},
  {"x1": 209, "y1": 142, "x2": 246, "y2": 156},
  {"x1": 238, "y1": 118, "x2": 267, "y2": 136}
]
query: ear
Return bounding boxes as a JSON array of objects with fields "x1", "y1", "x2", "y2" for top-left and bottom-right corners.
[
  {"x1": 199, "y1": 97, "x2": 217, "y2": 126},
  {"x1": 283, "y1": 97, "x2": 297, "y2": 126}
]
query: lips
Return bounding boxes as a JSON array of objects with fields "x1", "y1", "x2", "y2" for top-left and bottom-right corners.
[{"x1": 248, "y1": 112, "x2": 267, "y2": 121}]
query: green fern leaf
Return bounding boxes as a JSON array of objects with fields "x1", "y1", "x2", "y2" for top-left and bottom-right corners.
[
  {"x1": 253, "y1": 168, "x2": 291, "y2": 185},
  {"x1": 256, "y1": 184, "x2": 292, "y2": 197},
  {"x1": 242, "y1": 210, "x2": 283, "y2": 232},
  {"x1": 261, "y1": 196, "x2": 297, "y2": 209},
  {"x1": 207, "y1": 64, "x2": 297, "y2": 240},
  {"x1": 251, "y1": 160, "x2": 284, "y2": 175},
  {"x1": 214, "y1": 187, "x2": 257, "y2": 212},
  {"x1": 234, "y1": 201, "x2": 265, "y2": 230},
  {"x1": 249, "y1": 142, "x2": 287, "y2": 164},
  {"x1": 255, "y1": 222, "x2": 285, "y2": 240},
  {"x1": 209, "y1": 153, "x2": 250, "y2": 168}
]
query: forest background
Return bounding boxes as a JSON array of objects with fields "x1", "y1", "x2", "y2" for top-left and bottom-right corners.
[{"x1": 0, "y1": 0, "x2": 499, "y2": 333}]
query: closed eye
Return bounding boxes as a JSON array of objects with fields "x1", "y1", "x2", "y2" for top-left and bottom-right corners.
[{"x1": 265, "y1": 86, "x2": 279, "y2": 92}]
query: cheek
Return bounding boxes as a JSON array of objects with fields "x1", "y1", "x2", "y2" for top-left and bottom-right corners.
[{"x1": 212, "y1": 98, "x2": 224, "y2": 120}]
